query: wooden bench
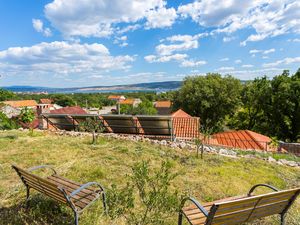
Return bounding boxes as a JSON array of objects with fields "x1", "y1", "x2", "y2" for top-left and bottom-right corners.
[
  {"x1": 178, "y1": 184, "x2": 300, "y2": 225},
  {"x1": 12, "y1": 165, "x2": 107, "y2": 225}
]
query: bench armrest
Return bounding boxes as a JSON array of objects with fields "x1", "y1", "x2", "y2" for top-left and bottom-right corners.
[
  {"x1": 248, "y1": 184, "x2": 279, "y2": 196},
  {"x1": 69, "y1": 182, "x2": 105, "y2": 198},
  {"x1": 180, "y1": 197, "x2": 209, "y2": 217},
  {"x1": 28, "y1": 165, "x2": 57, "y2": 175}
]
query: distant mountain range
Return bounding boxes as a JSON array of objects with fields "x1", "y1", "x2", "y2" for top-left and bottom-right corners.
[{"x1": 2, "y1": 81, "x2": 183, "y2": 93}]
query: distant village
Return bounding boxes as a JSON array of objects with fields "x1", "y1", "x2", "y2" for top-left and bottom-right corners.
[{"x1": 0, "y1": 95, "x2": 283, "y2": 153}]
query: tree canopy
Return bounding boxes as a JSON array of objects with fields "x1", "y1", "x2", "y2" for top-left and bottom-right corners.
[{"x1": 172, "y1": 73, "x2": 242, "y2": 132}]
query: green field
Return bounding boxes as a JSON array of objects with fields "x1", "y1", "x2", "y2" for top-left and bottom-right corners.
[{"x1": 0, "y1": 130, "x2": 299, "y2": 225}]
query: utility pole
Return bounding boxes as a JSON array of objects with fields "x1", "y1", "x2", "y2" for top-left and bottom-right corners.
[{"x1": 85, "y1": 99, "x2": 88, "y2": 109}]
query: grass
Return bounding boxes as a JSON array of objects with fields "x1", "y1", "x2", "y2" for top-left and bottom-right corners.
[{"x1": 0, "y1": 130, "x2": 299, "y2": 225}]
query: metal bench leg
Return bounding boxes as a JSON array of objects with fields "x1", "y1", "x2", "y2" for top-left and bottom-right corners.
[
  {"x1": 74, "y1": 211, "x2": 79, "y2": 225},
  {"x1": 25, "y1": 187, "x2": 30, "y2": 209},
  {"x1": 280, "y1": 214, "x2": 286, "y2": 225},
  {"x1": 102, "y1": 192, "x2": 107, "y2": 214},
  {"x1": 178, "y1": 210, "x2": 183, "y2": 225}
]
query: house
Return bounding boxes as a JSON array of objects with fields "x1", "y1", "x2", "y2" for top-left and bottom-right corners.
[
  {"x1": 211, "y1": 130, "x2": 273, "y2": 151},
  {"x1": 49, "y1": 106, "x2": 87, "y2": 115},
  {"x1": 39, "y1": 98, "x2": 53, "y2": 104},
  {"x1": 0, "y1": 104, "x2": 20, "y2": 118},
  {"x1": 3, "y1": 100, "x2": 38, "y2": 109},
  {"x1": 108, "y1": 95, "x2": 126, "y2": 101},
  {"x1": 171, "y1": 109, "x2": 200, "y2": 140},
  {"x1": 154, "y1": 100, "x2": 172, "y2": 115},
  {"x1": 119, "y1": 98, "x2": 141, "y2": 107}
]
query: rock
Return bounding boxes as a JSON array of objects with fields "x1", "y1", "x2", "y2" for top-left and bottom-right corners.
[
  {"x1": 268, "y1": 156, "x2": 277, "y2": 163},
  {"x1": 170, "y1": 142, "x2": 178, "y2": 148},
  {"x1": 278, "y1": 159, "x2": 298, "y2": 167},
  {"x1": 179, "y1": 142, "x2": 187, "y2": 149},
  {"x1": 160, "y1": 140, "x2": 167, "y2": 145},
  {"x1": 219, "y1": 148, "x2": 237, "y2": 156}
]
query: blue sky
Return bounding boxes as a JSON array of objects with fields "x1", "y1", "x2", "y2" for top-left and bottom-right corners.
[{"x1": 0, "y1": 0, "x2": 299, "y2": 87}]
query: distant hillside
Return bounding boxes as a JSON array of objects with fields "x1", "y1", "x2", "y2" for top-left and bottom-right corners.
[{"x1": 2, "y1": 81, "x2": 182, "y2": 93}]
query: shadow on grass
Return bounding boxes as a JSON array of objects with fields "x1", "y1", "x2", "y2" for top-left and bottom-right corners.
[{"x1": 0, "y1": 194, "x2": 73, "y2": 225}]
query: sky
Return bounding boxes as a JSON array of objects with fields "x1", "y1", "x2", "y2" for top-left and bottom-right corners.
[{"x1": 0, "y1": 0, "x2": 299, "y2": 88}]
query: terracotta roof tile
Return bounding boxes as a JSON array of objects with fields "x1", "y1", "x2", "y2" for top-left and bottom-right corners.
[
  {"x1": 3, "y1": 100, "x2": 38, "y2": 108},
  {"x1": 155, "y1": 101, "x2": 172, "y2": 108},
  {"x1": 120, "y1": 99, "x2": 135, "y2": 105},
  {"x1": 40, "y1": 98, "x2": 53, "y2": 104},
  {"x1": 212, "y1": 130, "x2": 272, "y2": 151},
  {"x1": 171, "y1": 109, "x2": 192, "y2": 118},
  {"x1": 50, "y1": 106, "x2": 87, "y2": 115}
]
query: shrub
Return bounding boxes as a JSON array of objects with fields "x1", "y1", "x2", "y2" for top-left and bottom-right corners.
[{"x1": 106, "y1": 161, "x2": 180, "y2": 225}]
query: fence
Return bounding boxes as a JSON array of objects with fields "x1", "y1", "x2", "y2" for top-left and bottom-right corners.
[
  {"x1": 40, "y1": 113, "x2": 200, "y2": 141},
  {"x1": 278, "y1": 142, "x2": 300, "y2": 156}
]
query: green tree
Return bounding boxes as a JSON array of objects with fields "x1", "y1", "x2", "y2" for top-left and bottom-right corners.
[
  {"x1": 77, "y1": 116, "x2": 105, "y2": 144},
  {"x1": 227, "y1": 77, "x2": 271, "y2": 131},
  {"x1": 0, "y1": 88, "x2": 15, "y2": 101},
  {"x1": 173, "y1": 73, "x2": 242, "y2": 132},
  {"x1": 20, "y1": 107, "x2": 35, "y2": 124},
  {"x1": 52, "y1": 94, "x2": 76, "y2": 107}
]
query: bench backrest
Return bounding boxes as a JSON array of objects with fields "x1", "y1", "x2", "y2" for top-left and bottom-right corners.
[
  {"x1": 12, "y1": 165, "x2": 67, "y2": 204},
  {"x1": 101, "y1": 115, "x2": 138, "y2": 134},
  {"x1": 136, "y1": 116, "x2": 173, "y2": 136},
  {"x1": 206, "y1": 188, "x2": 300, "y2": 225}
]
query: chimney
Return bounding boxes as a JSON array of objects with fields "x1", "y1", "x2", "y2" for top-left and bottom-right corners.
[{"x1": 37, "y1": 104, "x2": 51, "y2": 130}]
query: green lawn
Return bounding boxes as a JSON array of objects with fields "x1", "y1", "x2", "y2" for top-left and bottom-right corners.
[{"x1": 0, "y1": 130, "x2": 299, "y2": 225}]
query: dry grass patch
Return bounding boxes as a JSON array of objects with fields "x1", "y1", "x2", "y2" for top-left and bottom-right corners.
[{"x1": 0, "y1": 130, "x2": 299, "y2": 225}]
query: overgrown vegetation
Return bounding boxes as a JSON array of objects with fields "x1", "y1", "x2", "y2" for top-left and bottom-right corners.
[{"x1": 0, "y1": 131, "x2": 299, "y2": 224}]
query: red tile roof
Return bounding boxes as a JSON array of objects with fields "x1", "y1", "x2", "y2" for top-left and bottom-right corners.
[
  {"x1": 171, "y1": 109, "x2": 200, "y2": 140},
  {"x1": 40, "y1": 98, "x2": 53, "y2": 104},
  {"x1": 172, "y1": 109, "x2": 192, "y2": 118},
  {"x1": 155, "y1": 100, "x2": 172, "y2": 108},
  {"x1": 4, "y1": 100, "x2": 37, "y2": 108},
  {"x1": 119, "y1": 99, "x2": 135, "y2": 105},
  {"x1": 212, "y1": 130, "x2": 272, "y2": 151},
  {"x1": 50, "y1": 106, "x2": 87, "y2": 115}
]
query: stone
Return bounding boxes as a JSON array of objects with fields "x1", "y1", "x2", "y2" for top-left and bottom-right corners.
[
  {"x1": 160, "y1": 140, "x2": 167, "y2": 145},
  {"x1": 268, "y1": 156, "x2": 277, "y2": 163},
  {"x1": 179, "y1": 142, "x2": 187, "y2": 149},
  {"x1": 278, "y1": 159, "x2": 298, "y2": 167},
  {"x1": 219, "y1": 148, "x2": 237, "y2": 156}
]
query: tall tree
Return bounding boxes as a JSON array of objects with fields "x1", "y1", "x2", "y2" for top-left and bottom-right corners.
[
  {"x1": 173, "y1": 73, "x2": 242, "y2": 132},
  {"x1": 0, "y1": 88, "x2": 15, "y2": 101}
]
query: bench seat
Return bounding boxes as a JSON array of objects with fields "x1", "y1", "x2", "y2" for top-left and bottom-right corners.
[
  {"x1": 12, "y1": 165, "x2": 106, "y2": 225},
  {"x1": 179, "y1": 184, "x2": 300, "y2": 225}
]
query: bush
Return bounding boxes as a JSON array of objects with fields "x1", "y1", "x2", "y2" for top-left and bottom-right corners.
[
  {"x1": 0, "y1": 112, "x2": 19, "y2": 130},
  {"x1": 106, "y1": 161, "x2": 180, "y2": 225}
]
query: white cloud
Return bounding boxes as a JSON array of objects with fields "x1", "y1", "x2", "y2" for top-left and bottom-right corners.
[
  {"x1": 155, "y1": 34, "x2": 199, "y2": 55},
  {"x1": 145, "y1": 7, "x2": 177, "y2": 28},
  {"x1": 220, "y1": 57, "x2": 229, "y2": 61},
  {"x1": 263, "y1": 56, "x2": 300, "y2": 67},
  {"x1": 249, "y1": 48, "x2": 275, "y2": 55},
  {"x1": 263, "y1": 48, "x2": 275, "y2": 54},
  {"x1": 114, "y1": 35, "x2": 128, "y2": 47},
  {"x1": 216, "y1": 66, "x2": 235, "y2": 71},
  {"x1": 223, "y1": 36, "x2": 236, "y2": 42},
  {"x1": 180, "y1": 59, "x2": 207, "y2": 67},
  {"x1": 235, "y1": 59, "x2": 242, "y2": 64},
  {"x1": 178, "y1": 0, "x2": 300, "y2": 45},
  {"x1": 32, "y1": 19, "x2": 52, "y2": 37},
  {"x1": 288, "y1": 38, "x2": 300, "y2": 42},
  {"x1": 144, "y1": 53, "x2": 188, "y2": 63},
  {"x1": 242, "y1": 64, "x2": 254, "y2": 68},
  {"x1": 0, "y1": 41, "x2": 134, "y2": 77},
  {"x1": 44, "y1": 0, "x2": 176, "y2": 37},
  {"x1": 217, "y1": 68, "x2": 285, "y2": 80}
]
